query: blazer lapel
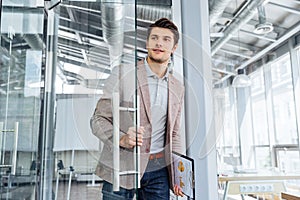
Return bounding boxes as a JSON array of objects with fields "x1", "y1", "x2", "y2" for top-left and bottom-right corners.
[
  {"x1": 137, "y1": 61, "x2": 152, "y2": 124},
  {"x1": 167, "y1": 75, "x2": 182, "y2": 135}
]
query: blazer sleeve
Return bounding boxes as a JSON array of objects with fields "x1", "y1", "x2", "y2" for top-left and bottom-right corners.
[{"x1": 90, "y1": 66, "x2": 126, "y2": 144}]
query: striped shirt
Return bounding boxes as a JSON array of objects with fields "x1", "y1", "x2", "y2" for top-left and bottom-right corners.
[{"x1": 144, "y1": 58, "x2": 169, "y2": 154}]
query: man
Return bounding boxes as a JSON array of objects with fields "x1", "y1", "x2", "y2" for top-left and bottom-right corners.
[{"x1": 91, "y1": 18, "x2": 185, "y2": 199}]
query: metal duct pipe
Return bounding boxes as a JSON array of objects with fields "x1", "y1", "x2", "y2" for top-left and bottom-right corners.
[
  {"x1": 209, "y1": 0, "x2": 233, "y2": 28},
  {"x1": 211, "y1": 0, "x2": 270, "y2": 55},
  {"x1": 238, "y1": 21, "x2": 300, "y2": 70},
  {"x1": 215, "y1": 21, "x2": 300, "y2": 85},
  {"x1": 101, "y1": 2, "x2": 171, "y2": 67},
  {"x1": 136, "y1": 5, "x2": 171, "y2": 22},
  {"x1": 257, "y1": 5, "x2": 266, "y2": 25},
  {"x1": 101, "y1": 0, "x2": 125, "y2": 67},
  {"x1": 23, "y1": 34, "x2": 45, "y2": 50}
]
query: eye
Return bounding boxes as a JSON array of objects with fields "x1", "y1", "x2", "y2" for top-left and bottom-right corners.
[
  {"x1": 164, "y1": 37, "x2": 171, "y2": 42},
  {"x1": 151, "y1": 36, "x2": 158, "y2": 40}
]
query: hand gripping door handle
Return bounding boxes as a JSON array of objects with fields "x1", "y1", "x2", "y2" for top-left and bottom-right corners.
[{"x1": 112, "y1": 93, "x2": 140, "y2": 191}]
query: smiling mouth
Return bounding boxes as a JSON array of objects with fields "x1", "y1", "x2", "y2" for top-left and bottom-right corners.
[{"x1": 152, "y1": 48, "x2": 164, "y2": 53}]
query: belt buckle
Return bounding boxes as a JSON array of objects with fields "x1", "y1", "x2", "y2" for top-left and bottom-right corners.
[{"x1": 150, "y1": 152, "x2": 163, "y2": 160}]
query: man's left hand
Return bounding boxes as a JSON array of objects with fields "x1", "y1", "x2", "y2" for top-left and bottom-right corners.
[{"x1": 173, "y1": 185, "x2": 184, "y2": 197}]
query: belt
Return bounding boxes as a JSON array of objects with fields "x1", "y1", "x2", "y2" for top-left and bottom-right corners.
[{"x1": 149, "y1": 151, "x2": 164, "y2": 160}]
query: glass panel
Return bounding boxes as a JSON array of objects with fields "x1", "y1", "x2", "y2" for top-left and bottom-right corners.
[
  {"x1": 216, "y1": 87, "x2": 240, "y2": 171},
  {"x1": 54, "y1": 1, "x2": 139, "y2": 199},
  {"x1": 223, "y1": 87, "x2": 239, "y2": 149},
  {"x1": 54, "y1": 1, "x2": 180, "y2": 199},
  {"x1": 0, "y1": 1, "x2": 44, "y2": 199},
  {"x1": 1, "y1": 0, "x2": 181, "y2": 198},
  {"x1": 275, "y1": 147, "x2": 300, "y2": 173},
  {"x1": 271, "y1": 54, "x2": 298, "y2": 144},
  {"x1": 250, "y1": 68, "x2": 269, "y2": 145},
  {"x1": 254, "y1": 146, "x2": 271, "y2": 169}
]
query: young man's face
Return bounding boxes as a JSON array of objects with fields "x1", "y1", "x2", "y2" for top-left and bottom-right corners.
[{"x1": 146, "y1": 27, "x2": 178, "y2": 64}]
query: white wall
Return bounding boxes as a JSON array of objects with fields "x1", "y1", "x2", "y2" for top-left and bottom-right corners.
[{"x1": 54, "y1": 97, "x2": 99, "y2": 151}]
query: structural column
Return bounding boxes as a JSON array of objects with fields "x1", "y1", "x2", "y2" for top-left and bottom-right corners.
[
  {"x1": 181, "y1": 1, "x2": 218, "y2": 199},
  {"x1": 39, "y1": 7, "x2": 59, "y2": 200}
]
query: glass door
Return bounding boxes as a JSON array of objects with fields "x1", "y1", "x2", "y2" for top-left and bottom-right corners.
[
  {"x1": 54, "y1": 1, "x2": 177, "y2": 199},
  {"x1": 0, "y1": 0, "x2": 176, "y2": 199},
  {"x1": 0, "y1": 0, "x2": 45, "y2": 199},
  {"x1": 52, "y1": 0, "x2": 140, "y2": 199}
]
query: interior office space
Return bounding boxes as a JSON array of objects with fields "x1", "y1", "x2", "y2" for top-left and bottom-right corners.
[{"x1": 0, "y1": 0, "x2": 299, "y2": 199}]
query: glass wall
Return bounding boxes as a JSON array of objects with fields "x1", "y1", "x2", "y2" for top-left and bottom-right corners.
[
  {"x1": 250, "y1": 68, "x2": 271, "y2": 169},
  {"x1": 53, "y1": 1, "x2": 179, "y2": 199},
  {"x1": 54, "y1": 1, "x2": 139, "y2": 199},
  {"x1": 217, "y1": 46, "x2": 300, "y2": 174},
  {"x1": 0, "y1": 0, "x2": 179, "y2": 199},
  {"x1": 217, "y1": 87, "x2": 240, "y2": 170},
  {"x1": 0, "y1": 1, "x2": 44, "y2": 199},
  {"x1": 270, "y1": 54, "x2": 298, "y2": 145}
]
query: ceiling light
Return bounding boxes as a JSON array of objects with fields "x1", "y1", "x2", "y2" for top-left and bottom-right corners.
[
  {"x1": 232, "y1": 69, "x2": 251, "y2": 88},
  {"x1": 253, "y1": 22, "x2": 274, "y2": 35}
]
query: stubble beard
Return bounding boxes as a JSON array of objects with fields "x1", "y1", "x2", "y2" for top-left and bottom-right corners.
[{"x1": 148, "y1": 54, "x2": 169, "y2": 64}]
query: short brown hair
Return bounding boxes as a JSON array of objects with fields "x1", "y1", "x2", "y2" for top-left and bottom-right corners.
[{"x1": 147, "y1": 18, "x2": 179, "y2": 45}]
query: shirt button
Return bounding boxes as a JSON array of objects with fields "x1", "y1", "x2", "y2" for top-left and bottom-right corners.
[{"x1": 145, "y1": 148, "x2": 150, "y2": 153}]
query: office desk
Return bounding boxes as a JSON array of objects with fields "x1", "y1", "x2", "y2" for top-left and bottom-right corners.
[
  {"x1": 218, "y1": 171, "x2": 300, "y2": 200},
  {"x1": 281, "y1": 192, "x2": 300, "y2": 200}
]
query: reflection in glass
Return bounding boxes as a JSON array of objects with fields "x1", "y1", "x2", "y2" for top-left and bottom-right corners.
[
  {"x1": 53, "y1": 0, "x2": 140, "y2": 199},
  {"x1": 216, "y1": 87, "x2": 240, "y2": 171},
  {"x1": 255, "y1": 147, "x2": 271, "y2": 169},
  {"x1": 0, "y1": 1, "x2": 44, "y2": 199},
  {"x1": 250, "y1": 68, "x2": 272, "y2": 169},
  {"x1": 250, "y1": 68, "x2": 269, "y2": 145},
  {"x1": 271, "y1": 54, "x2": 297, "y2": 144}
]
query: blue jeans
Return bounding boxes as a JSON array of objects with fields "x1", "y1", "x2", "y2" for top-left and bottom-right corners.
[
  {"x1": 102, "y1": 158, "x2": 170, "y2": 200},
  {"x1": 102, "y1": 181, "x2": 135, "y2": 200}
]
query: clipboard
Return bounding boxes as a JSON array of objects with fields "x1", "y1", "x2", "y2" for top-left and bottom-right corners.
[{"x1": 172, "y1": 152, "x2": 195, "y2": 199}]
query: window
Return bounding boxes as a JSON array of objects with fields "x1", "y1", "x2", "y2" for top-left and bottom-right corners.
[
  {"x1": 216, "y1": 87, "x2": 240, "y2": 170},
  {"x1": 218, "y1": 51, "x2": 300, "y2": 172},
  {"x1": 250, "y1": 68, "x2": 269, "y2": 145},
  {"x1": 271, "y1": 54, "x2": 298, "y2": 144},
  {"x1": 250, "y1": 68, "x2": 272, "y2": 169}
]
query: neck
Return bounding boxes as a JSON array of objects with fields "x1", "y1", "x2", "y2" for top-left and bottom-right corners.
[{"x1": 147, "y1": 57, "x2": 168, "y2": 78}]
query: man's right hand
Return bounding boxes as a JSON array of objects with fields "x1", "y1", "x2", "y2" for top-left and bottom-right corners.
[{"x1": 119, "y1": 126, "x2": 144, "y2": 149}]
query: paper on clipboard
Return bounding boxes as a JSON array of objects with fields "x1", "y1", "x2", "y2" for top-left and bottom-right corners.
[{"x1": 172, "y1": 152, "x2": 195, "y2": 199}]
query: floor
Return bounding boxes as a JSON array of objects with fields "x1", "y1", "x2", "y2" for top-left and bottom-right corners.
[
  {"x1": 0, "y1": 180, "x2": 182, "y2": 200},
  {"x1": 0, "y1": 181, "x2": 103, "y2": 200},
  {"x1": 55, "y1": 181, "x2": 103, "y2": 200}
]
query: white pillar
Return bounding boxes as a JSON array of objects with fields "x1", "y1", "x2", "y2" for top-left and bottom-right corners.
[{"x1": 181, "y1": 0, "x2": 218, "y2": 199}]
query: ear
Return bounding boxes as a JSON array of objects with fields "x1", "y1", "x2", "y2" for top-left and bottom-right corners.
[
  {"x1": 171, "y1": 43, "x2": 178, "y2": 54},
  {"x1": 146, "y1": 40, "x2": 149, "y2": 49}
]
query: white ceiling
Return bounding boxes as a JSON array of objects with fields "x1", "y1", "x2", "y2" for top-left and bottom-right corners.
[{"x1": 1, "y1": 0, "x2": 300, "y2": 95}]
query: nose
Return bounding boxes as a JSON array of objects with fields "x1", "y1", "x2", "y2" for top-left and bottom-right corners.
[{"x1": 155, "y1": 38, "x2": 163, "y2": 47}]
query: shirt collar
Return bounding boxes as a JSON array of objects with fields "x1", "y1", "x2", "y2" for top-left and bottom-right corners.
[{"x1": 144, "y1": 57, "x2": 170, "y2": 81}]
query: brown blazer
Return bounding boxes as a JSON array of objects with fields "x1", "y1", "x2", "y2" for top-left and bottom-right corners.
[{"x1": 90, "y1": 60, "x2": 185, "y2": 189}]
